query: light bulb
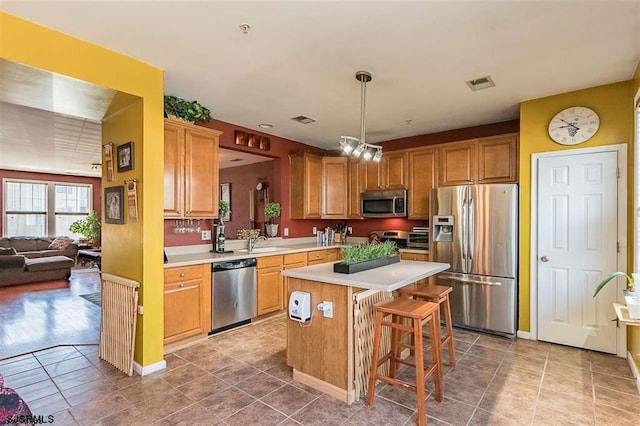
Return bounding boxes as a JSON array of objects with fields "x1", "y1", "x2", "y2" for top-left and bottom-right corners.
[
  {"x1": 362, "y1": 148, "x2": 373, "y2": 161},
  {"x1": 352, "y1": 142, "x2": 365, "y2": 158},
  {"x1": 372, "y1": 149, "x2": 383, "y2": 163}
]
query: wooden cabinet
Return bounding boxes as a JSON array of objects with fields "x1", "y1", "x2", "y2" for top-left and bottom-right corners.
[
  {"x1": 290, "y1": 152, "x2": 322, "y2": 219},
  {"x1": 439, "y1": 134, "x2": 518, "y2": 186},
  {"x1": 407, "y1": 148, "x2": 438, "y2": 219},
  {"x1": 322, "y1": 157, "x2": 348, "y2": 219},
  {"x1": 326, "y1": 248, "x2": 342, "y2": 262},
  {"x1": 164, "y1": 120, "x2": 222, "y2": 218},
  {"x1": 347, "y1": 159, "x2": 365, "y2": 218},
  {"x1": 164, "y1": 264, "x2": 211, "y2": 344},
  {"x1": 364, "y1": 152, "x2": 408, "y2": 190},
  {"x1": 477, "y1": 135, "x2": 518, "y2": 183},
  {"x1": 439, "y1": 140, "x2": 476, "y2": 186},
  {"x1": 307, "y1": 249, "x2": 328, "y2": 265},
  {"x1": 257, "y1": 255, "x2": 284, "y2": 316}
]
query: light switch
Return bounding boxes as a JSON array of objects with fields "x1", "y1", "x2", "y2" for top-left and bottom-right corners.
[
  {"x1": 312, "y1": 227, "x2": 317, "y2": 235},
  {"x1": 284, "y1": 227, "x2": 289, "y2": 236}
]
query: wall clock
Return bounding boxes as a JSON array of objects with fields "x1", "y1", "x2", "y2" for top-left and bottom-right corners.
[{"x1": 548, "y1": 106, "x2": 600, "y2": 145}]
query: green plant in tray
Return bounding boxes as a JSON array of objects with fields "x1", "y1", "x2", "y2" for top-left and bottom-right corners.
[{"x1": 340, "y1": 241, "x2": 397, "y2": 265}]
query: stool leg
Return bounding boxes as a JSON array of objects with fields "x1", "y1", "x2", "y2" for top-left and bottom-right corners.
[
  {"x1": 414, "y1": 317, "x2": 426, "y2": 426},
  {"x1": 443, "y1": 295, "x2": 456, "y2": 366},
  {"x1": 366, "y1": 310, "x2": 384, "y2": 407},
  {"x1": 430, "y1": 310, "x2": 443, "y2": 402},
  {"x1": 389, "y1": 314, "x2": 403, "y2": 378}
]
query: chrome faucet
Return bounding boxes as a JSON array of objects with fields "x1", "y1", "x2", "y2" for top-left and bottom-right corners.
[{"x1": 248, "y1": 235, "x2": 268, "y2": 252}]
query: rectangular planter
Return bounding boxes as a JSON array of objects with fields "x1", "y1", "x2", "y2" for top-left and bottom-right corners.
[{"x1": 333, "y1": 255, "x2": 400, "y2": 274}]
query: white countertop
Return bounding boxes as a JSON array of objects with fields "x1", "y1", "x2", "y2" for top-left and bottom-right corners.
[
  {"x1": 165, "y1": 242, "x2": 352, "y2": 268},
  {"x1": 281, "y1": 260, "x2": 449, "y2": 291}
]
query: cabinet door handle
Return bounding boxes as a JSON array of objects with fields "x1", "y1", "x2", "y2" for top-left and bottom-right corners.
[
  {"x1": 177, "y1": 210, "x2": 181, "y2": 214},
  {"x1": 180, "y1": 273, "x2": 185, "y2": 277}
]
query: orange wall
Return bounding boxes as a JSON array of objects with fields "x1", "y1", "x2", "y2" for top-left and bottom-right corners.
[{"x1": 0, "y1": 169, "x2": 101, "y2": 236}]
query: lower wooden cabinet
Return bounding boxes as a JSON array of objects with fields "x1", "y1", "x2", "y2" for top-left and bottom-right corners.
[
  {"x1": 164, "y1": 264, "x2": 211, "y2": 344},
  {"x1": 283, "y1": 252, "x2": 308, "y2": 309},
  {"x1": 257, "y1": 255, "x2": 284, "y2": 316}
]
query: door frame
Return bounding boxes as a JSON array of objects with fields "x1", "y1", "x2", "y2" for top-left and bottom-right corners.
[{"x1": 529, "y1": 144, "x2": 627, "y2": 357}]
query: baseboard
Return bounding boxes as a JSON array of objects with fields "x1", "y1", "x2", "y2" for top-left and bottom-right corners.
[
  {"x1": 626, "y1": 351, "x2": 640, "y2": 393},
  {"x1": 516, "y1": 330, "x2": 531, "y2": 340},
  {"x1": 133, "y1": 359, "x2": 166, "y2": 376},
  {"x1": 293, "y1": 369, "x2": 354, "y2": 404}
]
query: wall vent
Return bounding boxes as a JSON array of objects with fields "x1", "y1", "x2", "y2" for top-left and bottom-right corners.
[
  {"x1": 465, "y1": 75, "x2": 496, "y2": 91},
  {"x1": 290, "y1": 115, "x2": 316, "y2": 124}
]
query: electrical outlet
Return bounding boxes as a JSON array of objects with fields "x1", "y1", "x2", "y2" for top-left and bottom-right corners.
[
  {"x1": 284, "y1": 227, "x2": 289, "y2": 236},
  {"x1": 318, "y1": 301, "x2": 333, "y2": 318},
  {"x1": 347, "y1": 226, "x2": 353, "y2": 235},
  {"x1": 201, "y1": 230, "x2": 211, "y2": 240},
  {"x1": 312, "y1": 227, "x2": 317, "y2": 235}
]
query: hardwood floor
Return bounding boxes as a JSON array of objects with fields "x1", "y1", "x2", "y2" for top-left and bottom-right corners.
[{"x1": 0, "y1": 269, "x2": 101, "y2": 360}]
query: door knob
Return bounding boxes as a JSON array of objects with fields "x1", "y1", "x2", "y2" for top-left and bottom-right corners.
[{"x1": 540, "y1": 256, "x2": 549, "y2": 262}]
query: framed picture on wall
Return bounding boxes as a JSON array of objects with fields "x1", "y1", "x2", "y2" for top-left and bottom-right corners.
[
  {"x1": 105, "y1": 186, "x2": 125, "y2": 224},
  {"x1": 117, "y1": 141, "x2": 134, "y2": 173}
]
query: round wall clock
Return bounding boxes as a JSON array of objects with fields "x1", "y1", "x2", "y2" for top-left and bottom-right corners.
[{"x1": 548, "y1": 106, "x2": 600, "y2": 145}]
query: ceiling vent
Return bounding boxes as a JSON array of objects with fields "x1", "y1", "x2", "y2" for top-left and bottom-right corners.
[
  {"x1": 229, "y1": 158, "x2": 243, "y2": 162},
  {"x1": 290, "y1": 115, "x2": 316, "y2": 124},
  {"x1": 465, "y1": 75, "x2": 496, "y2": 91}
]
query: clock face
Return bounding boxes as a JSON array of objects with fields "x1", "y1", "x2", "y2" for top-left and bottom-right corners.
[
  {"x1": 548, "y1": 107, "x2": 600, "y2": 145},
  {"x1": 256, "y1": 182, "x2": 263, "y2": 190}
]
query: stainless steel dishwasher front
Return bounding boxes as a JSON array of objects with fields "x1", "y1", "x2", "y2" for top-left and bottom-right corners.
[{"x1": 211, "y1": 258, "x2": 257, "y2": 333}]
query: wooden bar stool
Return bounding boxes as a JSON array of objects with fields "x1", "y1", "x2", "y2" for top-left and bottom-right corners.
[
  {"x1": 399, "y1": 284, "x2": 456, "y2": 367},
  {"x1": 365, "y1": 298, "x2": 443, "y2": 426}
]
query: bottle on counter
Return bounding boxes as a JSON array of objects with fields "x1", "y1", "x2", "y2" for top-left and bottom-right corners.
[{"x1": 216, "y1": 230, "x2": 226, "y2": 253}]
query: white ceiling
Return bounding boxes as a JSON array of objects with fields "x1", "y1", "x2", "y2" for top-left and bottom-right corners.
[
  {"x1": 1, "y1": 1, "x2": 639, "y2": 156},
  {"x1": 219, "y1": 147, "x2": 273, "y2": 169}
]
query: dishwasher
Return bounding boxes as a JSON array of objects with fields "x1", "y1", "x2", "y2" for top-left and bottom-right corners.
[{"x1": 211, "y1": 258, "x2": 257, "y2": 334}]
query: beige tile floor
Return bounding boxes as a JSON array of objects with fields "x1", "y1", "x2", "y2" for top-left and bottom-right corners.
[{"x1": 1, "y1": 314, "x2": 639, "y2": 425}]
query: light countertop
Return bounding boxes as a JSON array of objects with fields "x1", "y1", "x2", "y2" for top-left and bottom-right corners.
[
  {"x1": 281, "y1": 260, "x2": 449, "y2": 291},
  {"x1": 165, "y1": 242, "x2": 353, "y2": 268}
]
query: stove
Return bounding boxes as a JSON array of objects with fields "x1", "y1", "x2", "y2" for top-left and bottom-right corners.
[{"x1": 369, "y1": 230, "x2": 408, "y2": 248}]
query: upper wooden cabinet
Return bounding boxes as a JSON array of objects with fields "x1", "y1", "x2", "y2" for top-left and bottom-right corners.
[
  {"x1": 364, "y1": 152, "x2": 408, "y2": 190},
  {"x1": 322, "y1": 157, "x2": 348, "y2": 219},
  {"x1": 439, "y1": 140, "x2": 476, "y2": 186},
  {"x1": 290, "y1": 152, "x2": 322, "y2": 219},
  {"x1": 439, "y1": 134, "x2": 517, "y2": 186},
  {"x1": 407, "y1": 148, "x2": 438, "y2": 219},
  {"x1": 347, "y1": 159, "x2": 365, "y2": 218},
  {"x1": 164, "y1": 120, "x2": 221, "y2": 218},
  {"x1": 477, "y1": 135, "x2": 518, "y2": 183}
]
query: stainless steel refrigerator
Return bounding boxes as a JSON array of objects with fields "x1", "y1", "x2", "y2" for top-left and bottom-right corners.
[{"x1": 430, "y1": 184, "x2": 518, "y2": 336}]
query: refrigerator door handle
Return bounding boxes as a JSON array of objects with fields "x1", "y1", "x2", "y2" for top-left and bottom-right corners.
[
  {"x1": 440, "y1": 272, "x2": 502, "y2": 286},
  {"x1": 461, "y1": 197, "x2": 468, "y2": 272},
  {"x1": 468, "y1": 197, "x2": 474, "y2": 263}
]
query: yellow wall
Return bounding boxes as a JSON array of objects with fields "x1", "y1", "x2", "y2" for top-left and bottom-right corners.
[
  {"x1": 0, "y1": 12, "x2": 165, "y2": 367},
  {"x1": 519, "y1": 81, "x2": 634, "y2": 331}
]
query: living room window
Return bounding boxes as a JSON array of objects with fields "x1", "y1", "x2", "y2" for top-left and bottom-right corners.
[{"x1": 3, "y1": 179, "x2": 92, "y2": 238}]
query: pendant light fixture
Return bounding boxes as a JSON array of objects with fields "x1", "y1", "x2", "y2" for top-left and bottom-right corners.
[{"x1": 339, "y1": 70, "x2": 382, "y2": 162}]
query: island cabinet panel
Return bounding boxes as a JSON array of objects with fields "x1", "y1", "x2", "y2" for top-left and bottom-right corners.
[
  {"x1": 477, "y1": 134, "x2": 518, "y2": 183},
  {"x1": 164, "y1": 120, "x2": 221, "y2": 218},
  {"x1": 407, "y1": 148, "x2": 438, "y2": 219},
  {"x1": 439, "y1": 140, "x2": 476, "y2": 186},
  {"x1": 322, "y1": 157, "x2": 349, "y2": 219},
  {"x1": 290, "y1": 152, "x2": 322, "y2": 219},
  {"x1": 164, "y1": 264, "x2": 211, "y2": 344},
  {"x1": 257, "y1": 255, "x2": 284, "y2": 315},
  {"x1": 286, "y1": 278, "x2": 353, "y2": 391},
  {"x1": 347, "y1": 159, "x2": 365, "y2": 218},
  {"x1": 282, "y1": 253, "x2": 307, "y2": 309}
]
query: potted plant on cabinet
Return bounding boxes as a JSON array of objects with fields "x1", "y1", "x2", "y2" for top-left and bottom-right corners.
[
  {"x1": 593, "y1": 271, "x2": 640, "y2": 319},
  {"x1": 265, "y1": 202, "x2": 281, "y2": 237},
  {"x1": 69, "y1": 211, "x2": 102, "y2": 247},
  {"x1": 164, "y1": 95, "x2": 212, "y2": 124}
]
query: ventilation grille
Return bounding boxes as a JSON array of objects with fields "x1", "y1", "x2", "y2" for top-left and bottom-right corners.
[
  {"x1": 290, "y1": 115, "x2": 316, "y2": 124},
  {"x1": 465, "y1": 75, "x2": 496, "y2": 91}
]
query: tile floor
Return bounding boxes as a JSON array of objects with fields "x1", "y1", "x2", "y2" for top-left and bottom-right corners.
[{"x1": 1, "y1": 314, "x2": 639, "y2": 425}]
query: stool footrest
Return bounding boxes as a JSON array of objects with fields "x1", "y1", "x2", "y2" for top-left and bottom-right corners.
[{"x1": 380, "y1": 320, "x2": 414, "y2": 333}]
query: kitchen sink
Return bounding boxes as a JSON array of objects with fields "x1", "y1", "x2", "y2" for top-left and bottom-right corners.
[{"x1": 235, "y1": 246, "x2": 282, "y2": 253}]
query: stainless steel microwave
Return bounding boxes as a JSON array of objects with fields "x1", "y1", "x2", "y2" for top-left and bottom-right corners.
[{"x1": 361, "y1": 190, "x2": 407, "y2": 218}]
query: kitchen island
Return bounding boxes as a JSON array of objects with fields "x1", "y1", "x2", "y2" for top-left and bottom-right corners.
[{"x1": 281, "y1": 259, "x2": 449, "y2": 404}]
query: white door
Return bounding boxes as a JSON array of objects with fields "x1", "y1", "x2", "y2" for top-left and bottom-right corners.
[{"x1": 537, "y1": 151, "x2": 618, "y2": 353}]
